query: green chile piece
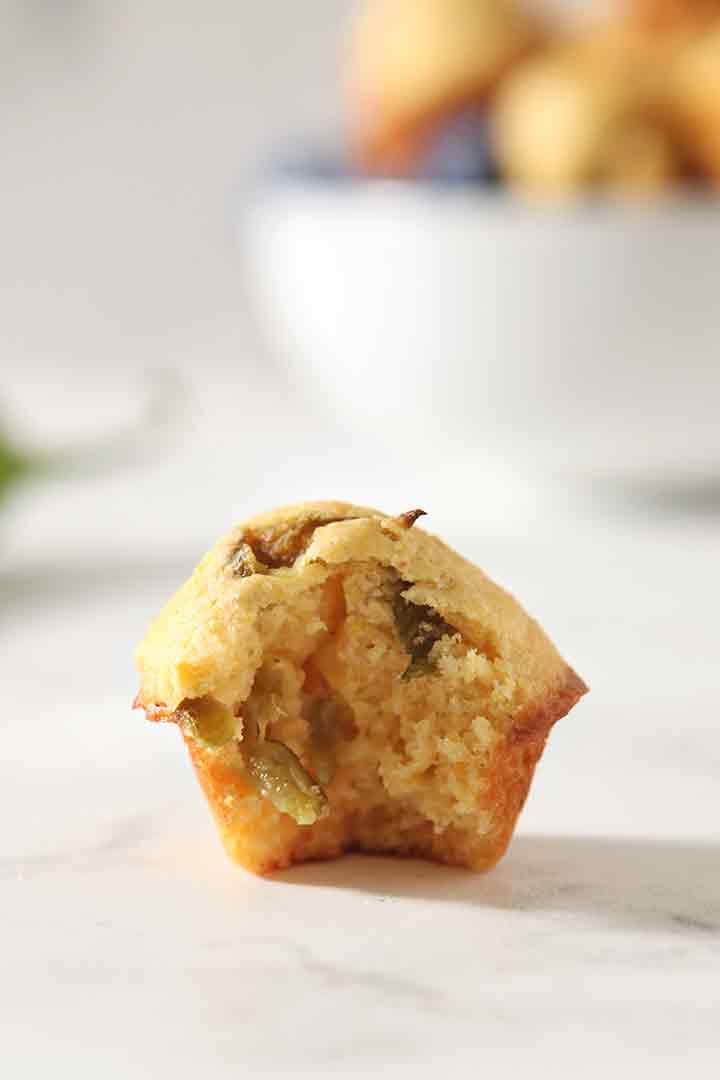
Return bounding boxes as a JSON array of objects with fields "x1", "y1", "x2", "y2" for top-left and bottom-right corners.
[
  {"x1": 308, "y1": 699, "x2": 339, "y2": 786},
  {"x1": 246, "y1": 739, "x2": 327, "y2": 826},
  {"x1": 179, "y1": 698, "x2": 237, "y2": 750},
  {"x1": 227, "y1": 515, "x2": 352, "y2": 576},
  {"x1": 0, "y1": 432, "x2": 33, "y2": 505},
  {"x1": 391, "y1": 582, "x2": 455, "y2": 681}
]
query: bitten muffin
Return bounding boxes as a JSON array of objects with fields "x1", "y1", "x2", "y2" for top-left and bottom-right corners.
[
  {"x1": 348, "y1": 0, "x2": 540, "y2": 174},
  {"x1": 135, "y1": 502, "x2": 587, "y2": 875}
]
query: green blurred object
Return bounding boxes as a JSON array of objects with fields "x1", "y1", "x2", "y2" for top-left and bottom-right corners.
[
  {"x1": 0, "y1": 371, "x2": 184, "y2": 509},
  {"x1": 0, "y1": 429, "x2": 36, "y2": 505}
]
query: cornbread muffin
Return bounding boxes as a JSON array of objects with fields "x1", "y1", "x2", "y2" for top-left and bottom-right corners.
[
  {"x1": 494, "y1": 39, "x2": 681, "y2": 196},
  {"x1": 348, "y1": 0, "x2": 539, "y2": 174},
  {"x1": 135, "y1": 502, "x2": 587, "y2": 875}
]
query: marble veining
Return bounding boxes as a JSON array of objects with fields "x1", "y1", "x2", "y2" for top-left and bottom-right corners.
[{"x1": 2, "y1": 812, "x2": 169, "y2": 880}]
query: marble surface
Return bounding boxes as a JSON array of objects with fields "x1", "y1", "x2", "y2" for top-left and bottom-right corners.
[{"x1": 3, "y1": 366, "x2": 720, "y2": 1079}]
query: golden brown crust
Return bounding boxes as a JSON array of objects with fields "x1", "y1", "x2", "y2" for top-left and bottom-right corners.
[
  {"x1": 166, "y1": 661, "x2": 586, "y2": 877},
  {"x1": 480, "y1": 665, "x2": 587, "y2": 869},
  {"x1": 511, "y1": 665, "x2": 588, "y2": 743},
  {"x1": 135, "y1": 500, "x2": 577, "y2": 714}
]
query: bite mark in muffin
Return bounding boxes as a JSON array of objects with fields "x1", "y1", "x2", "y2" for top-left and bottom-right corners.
[{"x1": 134, "y1": 501, "x2": 587, "y2": 874}]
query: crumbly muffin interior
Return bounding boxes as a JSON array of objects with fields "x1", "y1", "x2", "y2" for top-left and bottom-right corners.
[{"x1": 179, "y1": 558, "x2": 525, "y2": 869}]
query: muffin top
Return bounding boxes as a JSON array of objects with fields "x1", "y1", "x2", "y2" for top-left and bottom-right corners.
[{"x1": 135, "y1": 500, "x2": 579, "y2": 721}]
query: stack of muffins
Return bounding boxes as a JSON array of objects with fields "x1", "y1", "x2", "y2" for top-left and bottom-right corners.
[{"x1": 348, "y1": 0, "x2": 720, "y2": 196}]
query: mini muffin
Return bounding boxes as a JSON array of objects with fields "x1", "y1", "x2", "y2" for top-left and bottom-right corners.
[
  {"x1": 348, "y1": 0, "x2": 540, "y2": 174},
  {"x1": 135, "y1": 502, "x2": 587, "y2": 875},
  {"x1": 494, "y1": 37, "x2": 681, "y2": 196},
  {"x1": 669, "y1": 25, "x2": 720, "y2": 184},
  {"x1": 494, "y1": 51, "x2": 625, "y2": 194}
]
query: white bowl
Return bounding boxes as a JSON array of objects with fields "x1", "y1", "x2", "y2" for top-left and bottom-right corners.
[{"x1": 244, "y1": 182, "x2": 720, "y2": 490}]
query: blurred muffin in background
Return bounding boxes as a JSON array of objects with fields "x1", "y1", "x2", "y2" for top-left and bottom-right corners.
[
  {"x1": 624, "y1": 0, "x2": 720, "y2": 35},
  {"x1": 670, "y1": 25, "x2": 720, "y2": 183},
  {"x1": 493, "y1": 26, "x2": 684, "y2": 196},
  {"x1": 346, "y1": 0, "x2": 720, "y2": 197},
  {"x1": 493, "y1": 52, "x2": 623, "y2": 194},
  {"x1": 598, "y1": 117, "x2": 680, "y2": 195},
  {"x1": 568, "y1": 16, "x2": 688, "y2": 107},
  {"x1": 348, "y1": 0, "x2": 542, "y2": 174}
]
